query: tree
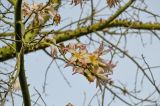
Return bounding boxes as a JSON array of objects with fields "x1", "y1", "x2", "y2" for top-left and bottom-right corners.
[{"x1": 0, "y1": 0, "x2": 160, "y2": 105}]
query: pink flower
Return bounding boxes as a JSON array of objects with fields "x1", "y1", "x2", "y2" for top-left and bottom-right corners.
[
  {"x1": 62, "y1": 42, "x2": 116, "y2": 87},
  {"x1": 94, "y1": 42, "x2": 111, "y2": 56},
  {"x1": 22, "y1": 2, "x2": 59, "y2": 24},
  {"x1": 22, "y1": 2, "x2": 31, "y2": 16}
]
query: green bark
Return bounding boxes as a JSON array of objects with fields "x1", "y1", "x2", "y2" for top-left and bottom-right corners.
[
  {"x1": 15, "y1": 0, "x2": 31, "y2": 106},
  {"x1": 1, "y1": 19, "x2": 160, "y2": 62}
]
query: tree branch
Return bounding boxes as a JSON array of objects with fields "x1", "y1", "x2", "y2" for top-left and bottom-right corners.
[
  {"x1": 14, "y1": 0, "x2": 31, "y2": 105},
  {"x1": 1, "y1": 0, "x2": 160, "y2": 62},
  {"x1": 1, "y1": 19, "x2": 160, "y2": 62},
  {"x1": 7, "y1": 0, "x2": 16, "y2": 6}
]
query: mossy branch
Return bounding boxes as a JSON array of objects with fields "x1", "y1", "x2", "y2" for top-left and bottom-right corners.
[
  {"x1": 1, "y1": 19, "x2": 160, "y2": 62},
  {"x1": 1, "y1": 19, "x2": 160, "y2": 38},
  {"x1": 1, "y1": 0, "x2": 160, "y2": 62}
]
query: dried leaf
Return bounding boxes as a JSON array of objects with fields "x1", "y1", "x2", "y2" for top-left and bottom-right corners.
[{"x1": 107, "y1": 0, "x2": 119, "y2": 8}]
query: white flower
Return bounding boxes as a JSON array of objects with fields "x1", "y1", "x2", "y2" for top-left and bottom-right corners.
[
  {"x1": 12, "y1": 79, "x2": 21, "y2": 92},
  {"x1": 51, "y1": 45, "x2": 58, "y2": 58}
]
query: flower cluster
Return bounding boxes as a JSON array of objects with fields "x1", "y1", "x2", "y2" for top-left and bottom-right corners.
[
  {"x1": 106, "y1": 0, "x2": 119, "y2": 8},
  {"x1": 22, "y1": 1, "x2": 60, "y2": 24},
  {"x1": 59, "y1": 43, "x2": 116, "y2": 88}
]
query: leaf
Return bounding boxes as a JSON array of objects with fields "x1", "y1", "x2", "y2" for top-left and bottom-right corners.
[{"x1": 107, "y1": 0, "x2": 119, "y2": 8}]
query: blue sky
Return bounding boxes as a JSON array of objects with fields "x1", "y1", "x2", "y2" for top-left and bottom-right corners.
[{"x1": 4, "y1": 0, "x2": 160, "y2": 106}]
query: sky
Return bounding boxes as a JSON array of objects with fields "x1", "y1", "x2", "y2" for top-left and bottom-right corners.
[{"x1": 3, "y1": 0, "x2": 160, "y2": 106}]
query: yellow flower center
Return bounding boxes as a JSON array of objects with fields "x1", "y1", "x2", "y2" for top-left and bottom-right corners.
[
  {"x1": 89, "y1": 54, "x2": 98, "y2": 66},
  {"x1": 73, "y1": 52, "x2": 81, "y2": 59}
]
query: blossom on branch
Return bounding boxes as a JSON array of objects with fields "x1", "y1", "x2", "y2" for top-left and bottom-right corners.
[
  {"x1": 22, "y1": 1, "x2": 60, "y2": 24},
  {"x1": 60, "y1": 42, "x2": 116, "y2": 88}
]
